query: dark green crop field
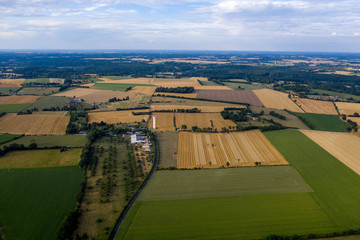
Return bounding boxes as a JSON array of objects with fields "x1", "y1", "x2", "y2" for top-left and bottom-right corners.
[
  {"x1": 265, "y1": 129, "x2": 360, "y2": 228},
  {"x1": 292, "y1": 112, "x2": 348, "y2": 132},
  {"x1": 92, "y1": 83, "x2": 155, "y2": 91},
  {"x1": 139, "y1": 166, "x2": 312, "y2": 201},
  {"x1": 0, "y1": 103, "x2": 32, "y2": 113},
  {"x1": 0, "y1": 167, "x2": 83, "y2": 240},
  {"x1": 0, "y1": 134, "x2": 20, "y2": 144},
  {"x1": 118, "y1": 193, "x2": 338, "y2": 240}
]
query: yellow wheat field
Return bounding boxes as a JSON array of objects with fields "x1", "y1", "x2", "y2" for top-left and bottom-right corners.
[
  {"x1": 177, "y1": 130, "x2": 288, "y2": 168},
  {"x1": 149, "y1": 112, "x2": 237, "y2": 131},
  {"x1": 0, "y1": 79, "x2": 24, "y2": 87},
  {"x1": 0, "y1": 95, "x2": 40, "y2": 104},
  {"x1": 100, "y1": 77, "x2": 201, "y2": 87},
  {"x1": 88, "y1": 110, "x2": 149, "y2": 124},
  {"x1": 54, "y1": 88, "x2": 136, "y2": 103},
  {"x1": 335, "y1": 102, "x2": 360, "y2": 115},
  {"x1": 154, "y1": 92, "x2": 198, "y2": 98},
  {"x1": 253, "y1": 89, "x2": 303, "y2": 112},
  {"x1": 301, "y1": 130, "x2": 360, "y2": 175},
  {"x1": 151, "y1": 104, "x2": 245, "y2": 113},
  {"x1": 0, "y1": 113, "x2": 70, "y2": 135},
  {"x1": 80, "y1": 83, "x2": 95, "y2": 87},
  {"x1": 292, "y1": 97, "x2": 338, "y2": 115},
  {"x1": 127, "y1": 86, "x2": 157, "y2": 95}
]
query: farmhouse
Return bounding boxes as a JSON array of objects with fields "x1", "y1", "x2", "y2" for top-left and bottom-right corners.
[{"x1": 131, "y1": 134, "x2": 147, "y2": 144}]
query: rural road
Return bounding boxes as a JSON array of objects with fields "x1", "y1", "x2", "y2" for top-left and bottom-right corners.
[{"x1": 108, "y1": 134, "x2": 159, "y2": 240}]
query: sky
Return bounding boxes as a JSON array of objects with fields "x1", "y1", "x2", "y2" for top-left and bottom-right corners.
[{"x1": 0, "y1": 0, "x2": 360, "y2": 52}]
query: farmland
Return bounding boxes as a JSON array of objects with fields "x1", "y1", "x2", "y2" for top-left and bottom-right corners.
[
  {"x1": 0, "y1": 103, "x2": 32, "y2": 113},
  {"x1": 0, "y1": 96, "x2": 39, "y2": 104},
  {"x1": 151, "y1": 104, "x2": 244, "y2": 112},
  {"x1": 0, "y1": 133, "x2": 20, "y2": 144},
  {"x1": 0, "y1": 135, "x2": 87, "y2": 148},
  {"x1": 265, "y1": 129, "x2": 360, "y2": 229},
  {"x1": 194, "y1": 85, "x2": 233, "y2": 90},
  {"x1": 139, "y1": 167, "x2": 311, "y2": 201},
  {"x1": 92, "y1": 83, "x2": 155, "y2": 91},
  {"x1": 223, "y1": 81, "x2": 264, "y2": 90},
  {"x1": 26, "y1": 95, "x2": 92, "y2": 111},
  {"x1": 54, "y1": 88, "x2": 136, "y2": 103},
  {"x1": 335, "y1": 102, "x2": 360, "y2": 115},
  {"x1": 0, "y1": 87, "x2": 21, "y2": 94},
  {"x1": 0, "y1": 149, "x2": 82, "y2": 169},
  {"x1": 88, "y1": 110, "x2": 149, "y2": 124},
  {"x1": 17, "y1": 87, "x2": 60, "y2": 95},
  {"x1": 154, "y1": 92, "x2": 198, "y2": 98},
  {"x1": 292, "y1": 97, "x2": 338, "y2": 115},
  {"x1": 24, "y1": 78, "x2": 51, "y2": 84},
  {"x1": 0, "y1": 167, "x2": 82, "y2": 240},
  {"x1": 254, "y1": 89, "x2": 303, "y2": 112},
  {"x1": 196, "y1": 89, "x2": 263, "y2": 106},
  {"x1": 301, "y1": 130, "x2": 360, "y2": 175},
  {"x1": 156, "y1": 132, "x2": 178, "y2": 168},
  {"x1": 152, "y1": 96, "x2": 244, "y2": 108},
  {"x1": 177, "y1": 130, "x2": 288, "y2": 168},
  {"x1": 0, "y1": 113, "x2": 70, "y2": 135},
  {"x1": 292, "y1": 112, "x2": 349, "y2": 132},
  {"x1": 149, "y1": 112, "x2": 237, "y2": 131},
  {"x1": 0, "y1": 78, "x2": 24, "y2": 87},
  {"x1": 127, "y1": 86, "x2": 156, "y2": 95}
]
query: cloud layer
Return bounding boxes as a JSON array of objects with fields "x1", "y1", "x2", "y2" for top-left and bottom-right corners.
[{"x1": 0, "y1": 0, "x2": 359, "y2": 51}]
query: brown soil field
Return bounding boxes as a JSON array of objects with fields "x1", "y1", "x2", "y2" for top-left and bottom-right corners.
[
  {"x1": 0, "y1": 79, "x2": 24, "y2": 87},
  {"x1": 154, "y1": 92, "x2": 198, "y2": 98},
  {"x1": 335, "y1": 102, "x2": 360, "y2": 115},
  {"x1": 127, "y1": 86, "x2": 156, "y2": 95},
  {"x1": 151, "y1": 104, "x2": 245, "y2": 113},
  {"x1": 177, "y1": 130, "x2": 288, "y2": 169},
  {"x1": 301, "y1": 130, "x2": 360, "y2": 175},
  {"x1": 53, "y1": 88, "x2": 136, "y2": 103},
  {"x1": 253, "y1": 89, "x2": 303, "y2": 112},
  {"x1": 292, "y1": 97, "x2": 338, "y2": 115},
  {"x1": 196, "y1": 89, "x2": 263, "y2": 106},
  {"x1": 156, "y1": 132, "x2": 179, "y2": 168},
  {"x1": 149, "y1": 112, "x2": 237, "y2": 131},
  {"x1": 194, "y1": 86, "x2": 233, "y2": 90},
  {"x1": 0, "y1": 113, "x2": 69, "y2": 135},
  {"x1": 88, "y1": 110, "x2": 149, "y2": 124},
  {"x1": 0, "y1": 95, "x2": 39, "y2": 104}
]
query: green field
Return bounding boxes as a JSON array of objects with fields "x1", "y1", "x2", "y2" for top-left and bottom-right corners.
[
  {"x1": 17, "y1": 87, "x2": 60, "y2": 96},
  {"x1": 0, "y1": 134, "x2": 20, "y2": 144},
  {"x1": 310, "y1": 89, "x2": 360, "y2": 101},
  {"x1": 0, "y1": 103, "x2": 32, "y2": 113},
  {"x1": 0, "y1": 167, "x2": 83, "y2": 240},
  {"x1": 0, "y1": 135, "x2": 87, "y2": 148},
  {"x1": 223, "y1": 81, "x2": 263, "y2": 90},
  {"x1": 26, "y1": 96, "x2": 91, "y2": 110},
  {"x1": 24, "y1": 78, "x2": 50, "y2": 84},
  {"x1": 118, "y1": 193, "x2": 338, "y2": 240},
  {"x1": 199, "y1": 80, "x2": 221, "y2": 86},
  {"x1": 139, "y1": 167, "x2": 312, "y2": 201},
  {"x1": 291, "y1": 112, "x2": 349, "y2": 132},
  {"x1": 0, "y1": 87, "x2": 20, "y2": 94},
  {"x1": 92, "y1": 83, "x2": 155, "y2": 91},
  {"x1": 102, "y1": 76, "x2": 132, "y2": 80},
  {"x1": 0, "y1": 149, "x2": 82, "y2": 169},
  {"x1": 265, "y1": 129, "x2": 360, "y2": 228}
]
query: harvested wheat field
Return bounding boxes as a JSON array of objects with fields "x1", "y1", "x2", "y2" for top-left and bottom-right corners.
[
  {"x1": 301, "y1": 130, "x2": 360, "y2": 175},
  {"x1": 80, "y1": 83, "x2": 95, "y2": 87},
  {"x1": 127, "y1": 86, "x2": 156, "y2": 95},
  {"x1": 100, "y1": 77, "x2": 155, "y2": 84},
  {"x1": 154, "y1": 92, "x2": 198, "y2": 98},
  {"x1": 293, "y1": 98, "x2": 337, "y2": 115},
  {"x1": 196, "y1": 90, "x2": 263, "y2": 106},
  {"x1": 151, "y1": 104, "x2": 245, "y2": 113},
  {"x1": 0, "y1": 95, "x2": 39, "y2": 104},
  {"x1": 335, "y1": 102, "x2": 360, "y2": 115},
  {"x1": 149, "y1": 112, "x2": 237, "y2": 131},
  {"x1": 194, "y1": 86, "x2": 233, "y2": 90},
  {"x1": 254, "y1": 89, "x2": 303, "y2": 112},
  {"x1": 177, "y1": 130, "x2": 288, "y2": 168},
  {"x1": 0, "y1": 79, "x2": 24, "y2": 87},
  {"x1": 54, "y1": 88, "x2": 135, "y2": 103},
  {"x1": 88, "y1": 110, "x2": 149, "y2": 124},
  {"x1": 0, "y1": 113, "x2": 69, "y2": 135},
  {"x1": 153, "y1": 79, "x2": 201, "y2": 88}
]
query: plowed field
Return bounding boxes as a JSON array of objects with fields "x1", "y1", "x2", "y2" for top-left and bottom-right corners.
[
  {"x1": 177, "y1": 130, "x2": 288, "y2": 168},
  {"x1": 88, "y1": 110, "x2": 149, "y2": 124},
  {"x1": 0, "y1": 113, "x2": 70, "y2": 135},
  {"x1": 301, "y1": 130, "x2": 360, "y2": 175},
  {"x1": 254, "y1": 89, "x2": 303, "y2": 112},
  {"x1": 196, "y1": 90, "x2": 263, "y2": 106},
  {"x1": 293, "y1": 98, "x2": 337, "y2": 115}
]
